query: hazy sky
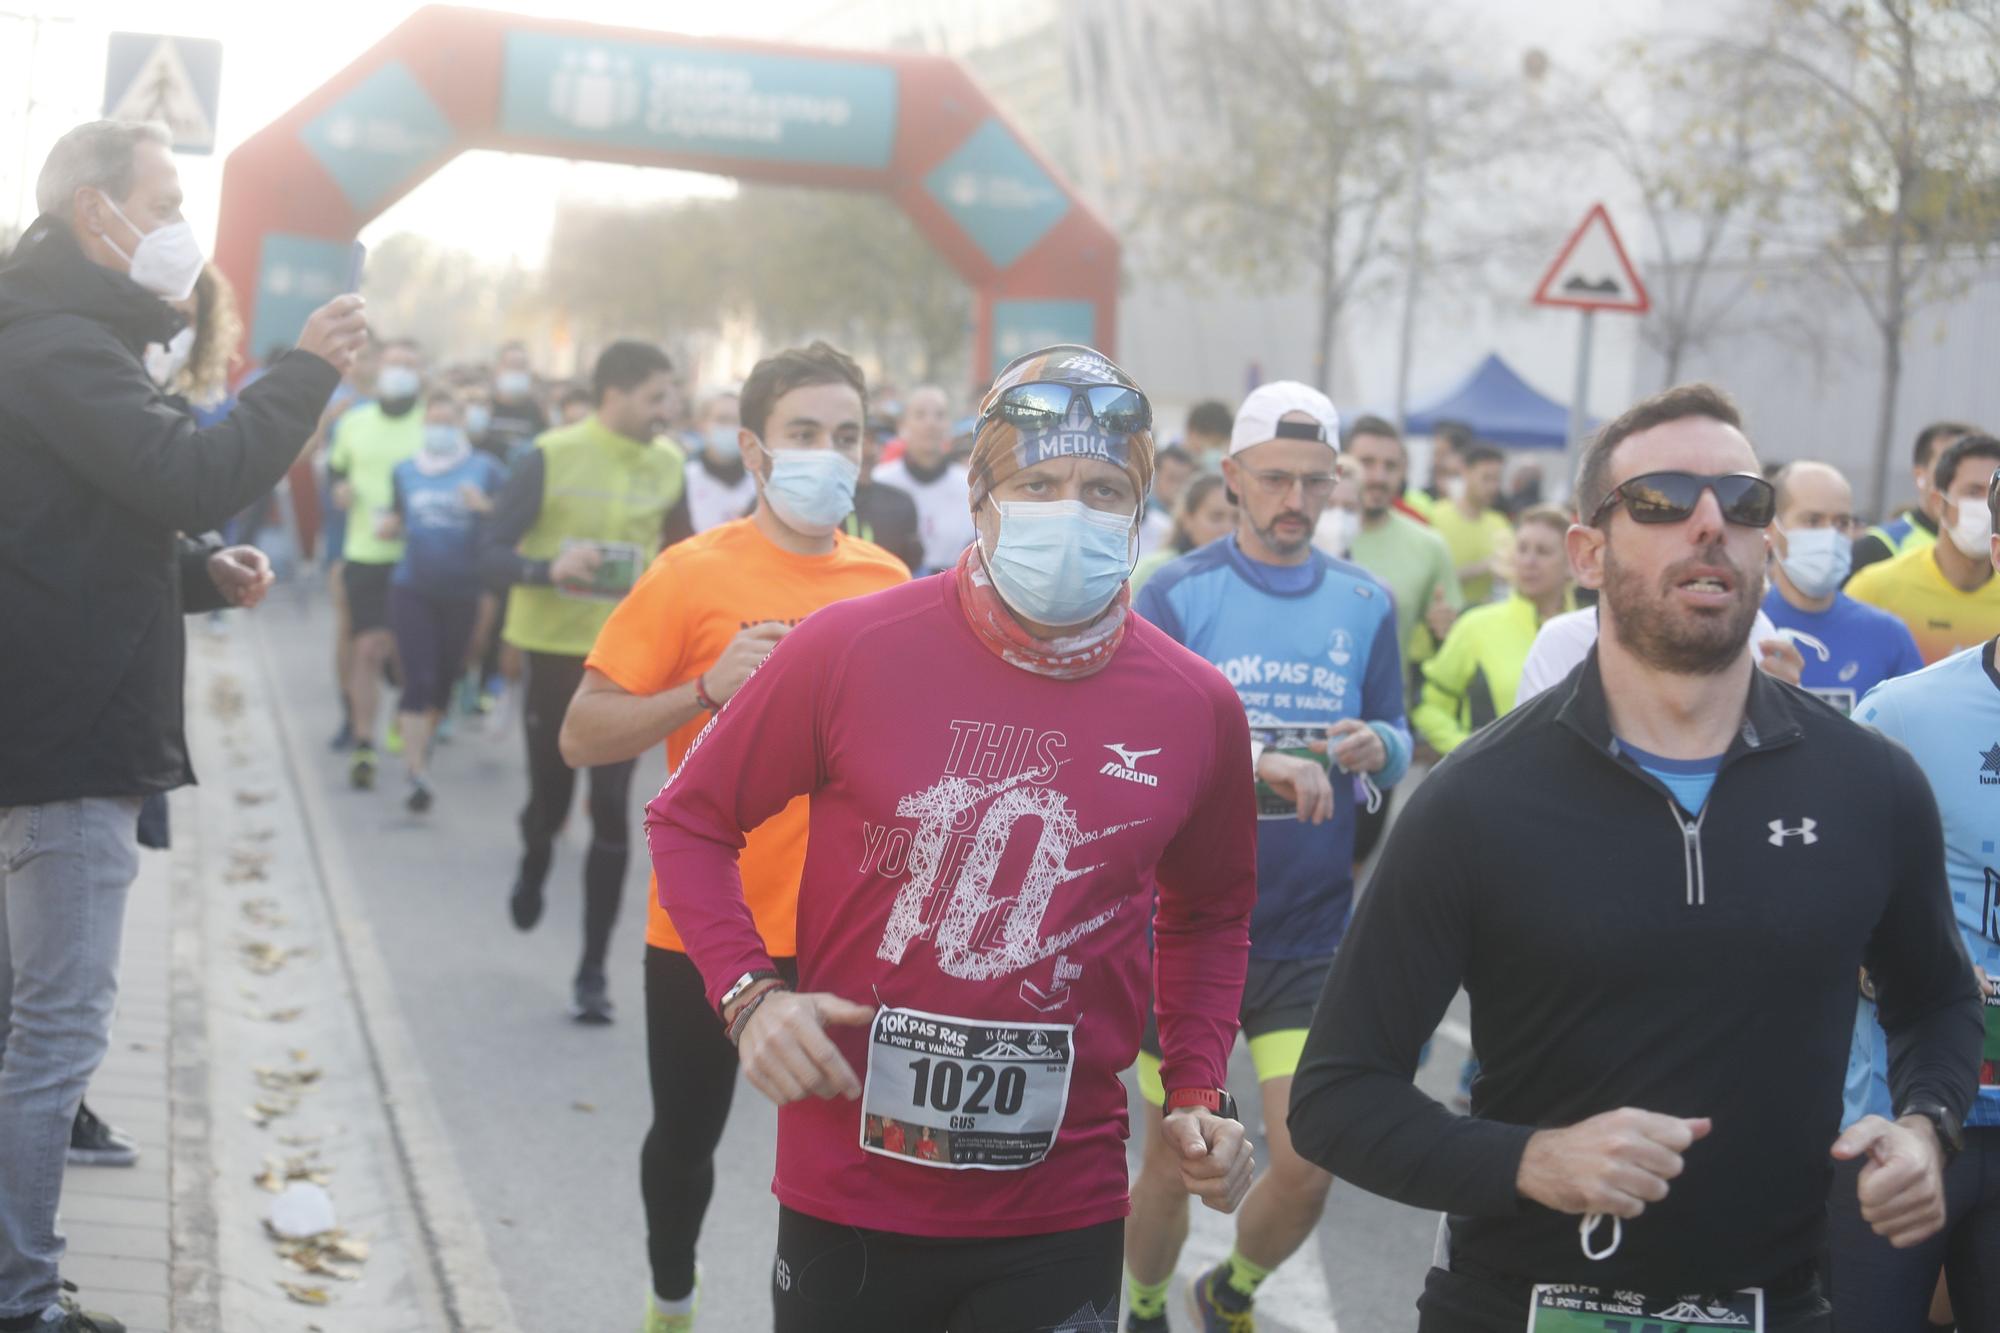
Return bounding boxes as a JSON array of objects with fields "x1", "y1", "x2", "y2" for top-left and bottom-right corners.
[{"x1": 2, "y1": 0, "x2": 1670, "y2": 265}]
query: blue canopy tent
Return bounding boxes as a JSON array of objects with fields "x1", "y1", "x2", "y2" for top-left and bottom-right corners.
[{"x1": 1404, "y1": 353, "x2": 1585, "y2": 449}]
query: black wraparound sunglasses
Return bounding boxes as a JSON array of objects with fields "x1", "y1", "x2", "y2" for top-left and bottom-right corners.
[
  {"x1": 980, "y1": 381, "x2": 1153, "y2": 437},
  {"x1": 1590, "y1": 471, "x2": 1776, "y2": 528}
]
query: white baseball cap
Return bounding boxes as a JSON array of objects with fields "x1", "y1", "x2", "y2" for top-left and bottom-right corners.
[{"x1": 1229, "y1": 381, "x2": 1341, "y2": 457}]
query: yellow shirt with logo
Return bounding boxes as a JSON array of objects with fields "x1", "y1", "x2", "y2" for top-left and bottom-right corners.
[
  {"x1": 1845, "y1": 542, "x2": 2000, "y2": 664},
  {"x1": 1428, "y1": 503, "x2": 1515, "y2": 605}
]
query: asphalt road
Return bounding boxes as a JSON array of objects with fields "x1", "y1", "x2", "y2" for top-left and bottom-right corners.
[{"x1": 254, "y1": 579, "x2": 1471, "y2": 1333}]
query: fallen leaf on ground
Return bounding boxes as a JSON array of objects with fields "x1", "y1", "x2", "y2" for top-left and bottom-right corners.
[
  {"x1": 234, "y1": 789, "x2": 275, "y2": 806},
  {"x1": 238, "y1": 940, "x2": 307, "y2": 975},
  {"x1": 571, "y1": 1101, "x2": 596, "y2": 1113},
  {"x1": 255, "y1": 1152, "x2": 332, "y2": 1192},
  {"x1": 277, "y1": 1280, "x2": 330, "y2": 1305},
  {"x1": 256, "y1": 1006, "x2": 306, "y2": 1024},
  {"x1": 247, "y1": 1093, "x2": 300, "y2": 1128},
  {"x1": 210, "y1": 676, "x2": 245, "y2": 721},
  {"x1": 266, "y1": 1225, "x2": 370, "y2": 1282},
  {"x1": 254, "y1": 1065, "x2": 322, "y2": 1092},
  {"x1": 240, "y1": 898, "x2": 286, "y2": 926}
]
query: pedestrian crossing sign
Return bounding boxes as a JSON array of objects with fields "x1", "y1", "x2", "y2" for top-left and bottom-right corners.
[{"x1": 104, "y1": 33, "x2": 223, "y2": 155}]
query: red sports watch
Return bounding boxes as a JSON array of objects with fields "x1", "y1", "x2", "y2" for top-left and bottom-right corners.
[{"x1": 1163, "y1": 1087, "x2": 1239, "y2": 1120}]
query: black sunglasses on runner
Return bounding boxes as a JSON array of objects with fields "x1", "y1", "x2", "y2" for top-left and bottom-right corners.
[
  {"x1": 1591, "y1": 471, "x2": 1776, "y2": 528},
  {"x1": 981, "y1": 381, "x2": 1153, "y2": 437}
]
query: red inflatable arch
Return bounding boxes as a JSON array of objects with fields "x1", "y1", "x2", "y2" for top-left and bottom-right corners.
[{"x1": 212, "y1": 4, "x2": 1119, "y2": 552}]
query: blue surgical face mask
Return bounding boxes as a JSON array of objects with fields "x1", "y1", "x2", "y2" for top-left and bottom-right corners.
[
  {"x1": 706, "y1": 426, "x2": 742, "y2": 463},
  {"x1": 1776, "y1": 524, "x2": 1851, "y2": 599},
  {"x1": 762, "y1": 446, "x2": 859, "y2": 537},
  {"x1": 982, "y1": 498, "x2": 1137, "y2": 626},
  {"x1": 421, "y1": 424, "x2": 470, "y2": 460},
  {"x1": 464, "y1": 402, "x2": 493, "y2": 437}
]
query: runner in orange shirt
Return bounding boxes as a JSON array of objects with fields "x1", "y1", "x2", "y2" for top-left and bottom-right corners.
[{"x1": 558, "y1": 342, "x2": 907, "y2": 1333}]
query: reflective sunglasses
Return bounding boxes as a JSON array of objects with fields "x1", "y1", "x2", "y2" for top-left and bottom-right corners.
[
  {"x1": 981, "y1": 381, "x2": 1152, "y2": 437},
  {"x1": 1590, "y1": 471, "x2": 1776, "y2": 528},
  {"x1": 1242, "y1": 467, "x2": 1340, "y2": 501}
]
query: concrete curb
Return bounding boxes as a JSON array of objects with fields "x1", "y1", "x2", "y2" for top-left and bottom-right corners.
[
  {"x1": 249, "y1": 621, "x2": 523, "y2": 1333},
  {"x1": 166, "y1": 789, "x2": 221, "y2": 1330}
]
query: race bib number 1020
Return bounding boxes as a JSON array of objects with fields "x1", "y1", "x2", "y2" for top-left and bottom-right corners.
[{"x1": 860, "y1": 1007, "x2": 1074, "y2": 1171}]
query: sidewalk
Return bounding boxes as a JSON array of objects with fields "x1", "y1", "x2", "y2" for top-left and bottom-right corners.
[
  {"x1": 50, "y1": 623, "x2": 506, "y2": 1332},
  {"x1": 56, "y1": 847, "x2": 172, "y2": 1333}
]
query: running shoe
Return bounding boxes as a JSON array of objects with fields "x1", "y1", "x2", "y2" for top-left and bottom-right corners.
[
  {"x1": 349, "y1": 744, "x2": 377, "y2": 791},
  {"x1": 571, "y1": 974, "x2": 614, "y2": 1025},
  {"x1": 385, "y1": 716, "x2": 404, "y2": 755},
  {"x1": 16, "y1": 1282, "x2": 127, "y2": 1332},
  {"x1": 1188, "y1": 1266, "x2": 1257, "y2": 1333},
  {"x1": 328, "y1": 719, "x2": 354, "y2": 752},
  {"x1": 405, "y1": 777, "x2": 433, "y2": 815},
  {"x1": 1124, "y1": 1310, "x2": 1168, "y2": 1333},
  {"x1": 510, "y1": 846, "x2": 550, "y2": 931},
  {"x1": 640, "y1": 1276, "x2": 698, "y2": 1332},
  {"x1": 68, "y1": 1101, "x2": 138, "y2": 1167}
]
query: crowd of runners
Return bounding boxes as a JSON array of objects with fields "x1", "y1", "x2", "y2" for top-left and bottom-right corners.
[{"x1": 8, "y1": 118, "x2": 2000, "y2": 1333}]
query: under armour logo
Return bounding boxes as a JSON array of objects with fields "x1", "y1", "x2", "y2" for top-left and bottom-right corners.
[{"x1": 1768, "y1": 818, "x2": 1819, "y2": 846}]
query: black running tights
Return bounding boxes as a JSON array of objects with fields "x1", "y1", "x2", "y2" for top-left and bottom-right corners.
[
  {"x1": 641, "y1": 947, "x2": 798, "y2": 1302},
  {"x1": 518, "y1": 650, "x2": 635, "y2": 983}
]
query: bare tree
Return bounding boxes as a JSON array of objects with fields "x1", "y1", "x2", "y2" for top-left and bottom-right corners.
[
  {"x1": 1733, "y1": 0, "x2": 2000, "y2": 516},
  {"x1": 1571, "y1": 42, "x2": 1791, "y2": 386},
  {"x1": 1132, "y1": 0, "x2": 1437, "y2": 393}
]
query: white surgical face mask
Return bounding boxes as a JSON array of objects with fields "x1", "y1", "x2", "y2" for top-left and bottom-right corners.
[
  {"x1": 464, "y1": 403, "x2": 493, "y2": 438},
  {"x1": 98, "y1": 193, "x2": 204, "y2": 303},
  {"x1": 705, "y1": 426, "x2": 742, "y2": 463},
  {"x1": 981, "y1": 499, "x2": 1137, "y2": 627},
  {"x1": 143, "y1": 326, "x2": 195, "y2": 386},
  {"x1": 1442, "y1": 474, "x2": 1468, "y2": 504},
  {"x1": 1947, "y1": 498, "x2": 1994, "y2": 559},
  {"x1": 495, "y1": 369, "x2": 532, "y2": 399},
  {"x1": 762, "y1": 447, "x2": 859, "y2": 537},
  {"x1": 376, "y1": 366, "x2": 422, "y2": 403},
  {"x1": 1775, "y1": 524, "x2": 1852, "y2": 599}
]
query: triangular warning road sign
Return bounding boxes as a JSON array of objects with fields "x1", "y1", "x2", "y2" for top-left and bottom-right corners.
[
  {"x1": 1532, "y1": 203, "x2": 1650, "y2": 314},
  {"x1": 108, "y1": 39, "x2": 215, "y2": 152}
]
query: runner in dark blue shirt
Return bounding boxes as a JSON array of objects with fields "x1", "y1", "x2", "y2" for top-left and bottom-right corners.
[
  {"x1": 385, "y1": 393, "x2": 504, "y2": 812},
  {"x1": 1763, "y1": 461, "x2": 1922, "y2": 716}
]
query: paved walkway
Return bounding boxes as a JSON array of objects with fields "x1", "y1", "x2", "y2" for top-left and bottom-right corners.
[
  {"x1": 48, "y1": 624, "x2": 469, "y2": 1332},
  {"x1": 58, "y1": 844, "x2": 174, "y2": 1333}
]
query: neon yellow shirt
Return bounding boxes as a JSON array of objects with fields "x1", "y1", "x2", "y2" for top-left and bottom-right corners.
[
  {"x1": 1845, "y1": 541, "x2": 2000, "y2": 665},
  {"x1": 328, "y1": 402, "x2": 422, "y2": 566},
  {"x1": 1428, "y1": 502, "x2": 1514, "y2": 605},
  {"x1": 1412, "y1": 590, "x2": 1574, "y2": 752}
]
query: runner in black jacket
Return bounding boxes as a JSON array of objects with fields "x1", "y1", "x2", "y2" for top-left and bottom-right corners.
[{"x1": 1290, "y1": 383, "x2": 1979, "y2": 1332}]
